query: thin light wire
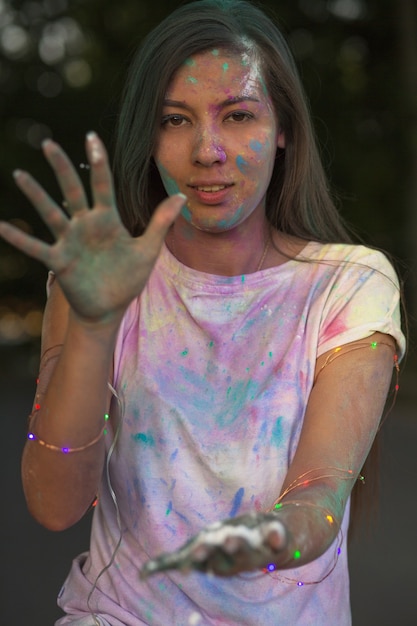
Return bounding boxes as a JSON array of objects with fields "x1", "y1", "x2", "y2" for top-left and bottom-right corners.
[{"x1": 87, "y1": 382, "x2": 125, "y2": 625}]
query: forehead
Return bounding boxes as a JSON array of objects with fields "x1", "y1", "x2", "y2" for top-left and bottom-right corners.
[{"x1": 167, "y1": 48, "x2": 266, "y2": 96}]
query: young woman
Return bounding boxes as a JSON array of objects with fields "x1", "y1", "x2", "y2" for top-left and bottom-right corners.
[{"x1": 0, "y1": 1, "x2": 405, "y2": 624}]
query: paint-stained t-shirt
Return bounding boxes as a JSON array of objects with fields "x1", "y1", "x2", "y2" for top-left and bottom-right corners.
[{"x1": 56, "y1": 241, "x2": 405, "y2": 626}]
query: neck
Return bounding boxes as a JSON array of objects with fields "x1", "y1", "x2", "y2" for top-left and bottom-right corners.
[{"x1": 168, "y1": 217, "x2": 271, "y2": 276}]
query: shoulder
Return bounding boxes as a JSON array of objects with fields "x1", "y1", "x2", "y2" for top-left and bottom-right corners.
[
  {"x1": 300, "y1": 242, "x2": 399, "y2": 283},
  {"x1": 271, "y1": 233, "x2": 397, "y2": 275}
]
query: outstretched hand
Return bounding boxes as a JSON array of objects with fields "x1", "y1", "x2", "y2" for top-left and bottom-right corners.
[
  {"x1": 140, "y1": 512, "x2": 288, "y2": 579},
  {"x1": 0, "y1": 133, "x2": 185, "y2": 324}
]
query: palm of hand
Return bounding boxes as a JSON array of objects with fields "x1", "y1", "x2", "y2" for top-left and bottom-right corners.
[
  {"x1": 0, "y1": 134, "x2": 184, "y2": 323},
  {"x1": 48, "y1": 205, "x2": 157, "y2": 322},
  {"x1": 141, "y1": 512, "x2": 287, "y2": 579}
]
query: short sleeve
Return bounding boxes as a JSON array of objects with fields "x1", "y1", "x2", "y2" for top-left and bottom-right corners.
[
  {"x1": 317, "y1": 247, "x2": 405, "y2": 360},
  {"x1": 112, "y1": 296, "x2": 141, "y2": 387}
]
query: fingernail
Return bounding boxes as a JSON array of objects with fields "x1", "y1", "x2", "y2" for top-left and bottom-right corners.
[
  {"x1": 177, "y1": 193, "x2": 187, "y2": 201},
  {"x1": 13, "y1": 169, "x2": 23, "y2": 180},
  {"x1": 86, "y1": 132, "x2": 102, "y2": 164}
]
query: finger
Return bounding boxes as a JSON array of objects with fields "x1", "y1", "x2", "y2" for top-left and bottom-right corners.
[
  {"x1": 207, "y1": 548, "x2": 235, "y2": 575},
  {"x1": 42, "y1": 140, "x2": 89, "y2": 215},
  {"x1": 191, "y1": 543, "x2": 211, "y2": 562},
  {"x1": 223, "y1": 535, "x2": 246, "y2": 555},
  {"x1": 0, "y1": 221, "x2": 52, "y2": 265},
  {"x1": 13, "y1": 170, "x2": 69, "y2": 238},
  {"x1": 144, "y1": 193, "x2": 187, "y2": 251},
  {"x1": 86, "y1": 132, "x2": 117, "y2": 209},
  {"x1": 263, "y1": 520, "x2": 287, "y2": 552}
]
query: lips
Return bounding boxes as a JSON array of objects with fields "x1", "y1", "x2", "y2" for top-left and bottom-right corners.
[
  {"x1": 188, "y1": 183, "x2": 234, "y2": 204},
  {"x1": 189, "y1": 182, "x2": 233, "y2": 191},
  {"x1": 195, "y1": 185, "x2": 228, "y2": 192}
]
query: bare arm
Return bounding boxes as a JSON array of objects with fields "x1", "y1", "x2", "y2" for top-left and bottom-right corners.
[
  {"x1": 270, "y1": 331, "x2": 397, "y2": 567},
  {"x1": 21, "y1": 282, "x2": 118, "y2": 530},
  {"x1": 0, "y1": 134, "x2": 185, "y2": 530}
]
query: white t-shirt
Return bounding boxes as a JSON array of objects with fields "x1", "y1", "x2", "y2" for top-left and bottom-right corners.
[{"x1": 56, "y1": 241, "x2": 405, "y2": 626}]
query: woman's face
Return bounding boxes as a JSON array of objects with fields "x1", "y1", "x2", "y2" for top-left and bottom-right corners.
[{"x1": 153, "y1": 48, "x2": 285, "y2": 233}]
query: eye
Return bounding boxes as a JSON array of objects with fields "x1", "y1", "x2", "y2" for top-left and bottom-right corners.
[
  {"x1": 161, "y1": 114, "x2": 189, "y2": 128},
  {"x1": 226, "y1": 111, "x2": 254, "y2": 123}
]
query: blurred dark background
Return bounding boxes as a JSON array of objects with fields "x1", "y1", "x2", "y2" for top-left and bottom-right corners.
[{"x1": 0, "y1": 0, "x2": 416, "y2": 624}]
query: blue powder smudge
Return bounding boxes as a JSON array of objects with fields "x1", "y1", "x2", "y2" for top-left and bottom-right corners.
[
  {"x1": 271, "y1": 416, "x2": 283, "y2": 447},
  {"x1": 181, "y1": 204, "x2": 192, "y2": 223},
  {"x1": 131, "y1": 431, "x2": 155, "y2": 446},
  {"x1": 253, "y1": 420, "x2": 268, "y2": 453},
  {"x1": 217, "y1": 379, "x2": 259, "y2": 427},
  {"x1": 155, "y1": 162, "x2": 180, "y2": 196},
  {"x1": 217, "y1": 204, "x2": 244, "y2": 229},
  {"x1": 249, "y1": 139, "x2": 263, "y2": 153},
  {"x1": 236, "y1": 154, "x2": 249, "y2": 174},
  {"x1": 229, "y1": 487, "x2": 244, "y2": 517},
  {"x1": 187, "y1": 76, "x2": 198, "y2": 84},
  {"x1": 259, "y1": 76, "x2": 268, "y2": 96}
]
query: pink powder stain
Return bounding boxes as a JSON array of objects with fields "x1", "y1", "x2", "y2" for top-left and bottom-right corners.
[{"x1": 324, "y1": 317, "x2": 347, "y2": 340}]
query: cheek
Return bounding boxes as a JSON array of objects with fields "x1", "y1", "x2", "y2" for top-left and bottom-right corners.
[
  {"x1": 236, "y1": 136, "x2": 274, "y2": 179},
  {"x1": 253, "y1": 137, "x2": 277, "y2": 174},
  {"x1": 155, "y1": 161, "x2": 180, "y2": 195}
]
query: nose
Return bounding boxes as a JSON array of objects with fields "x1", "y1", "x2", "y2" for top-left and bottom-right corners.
[{"x1": 192, "y1": 129, "x2": 226, "y2": 166}]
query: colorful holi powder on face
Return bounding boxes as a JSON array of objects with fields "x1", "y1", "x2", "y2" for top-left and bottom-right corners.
[
  {"x1": 156, "y1": 162, "x2": 180, "y2": 196},
  {"x1": 181, "y1": 348, "x2": 189, "y2": 356},
  {"x1": 155, "y1": 49, "x2": 277, "y2": 233},
  {"x1": 259, "y1": 75, "x2": 269, "y2": 96},
  {"x1": 184, "y1": 58, "x2": 196, "y2": 66},
  {"x1": 216, "y1": 204, "x2": 244, "y2": 229},
  {"x1": 229, "y1": 487, "x2": 244, "y2": 517},
  {"x1": 249, "y1": 139, "x2": 263, "y2": 153},
  {"x1": 236, "y1": 154, "x2": 250, "y2": 174},
  {"x1": 181, "y1": 204, "x2": 193, "y2": 223}
]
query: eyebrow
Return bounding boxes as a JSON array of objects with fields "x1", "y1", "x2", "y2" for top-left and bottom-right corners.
[{"x1": 162, "y1": 95, "x2": 261, "y2": 109}]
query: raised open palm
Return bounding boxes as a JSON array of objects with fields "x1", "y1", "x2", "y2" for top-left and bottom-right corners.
[{"x1": 0, "y1": 133, "x2": 185, "y2": 323}]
